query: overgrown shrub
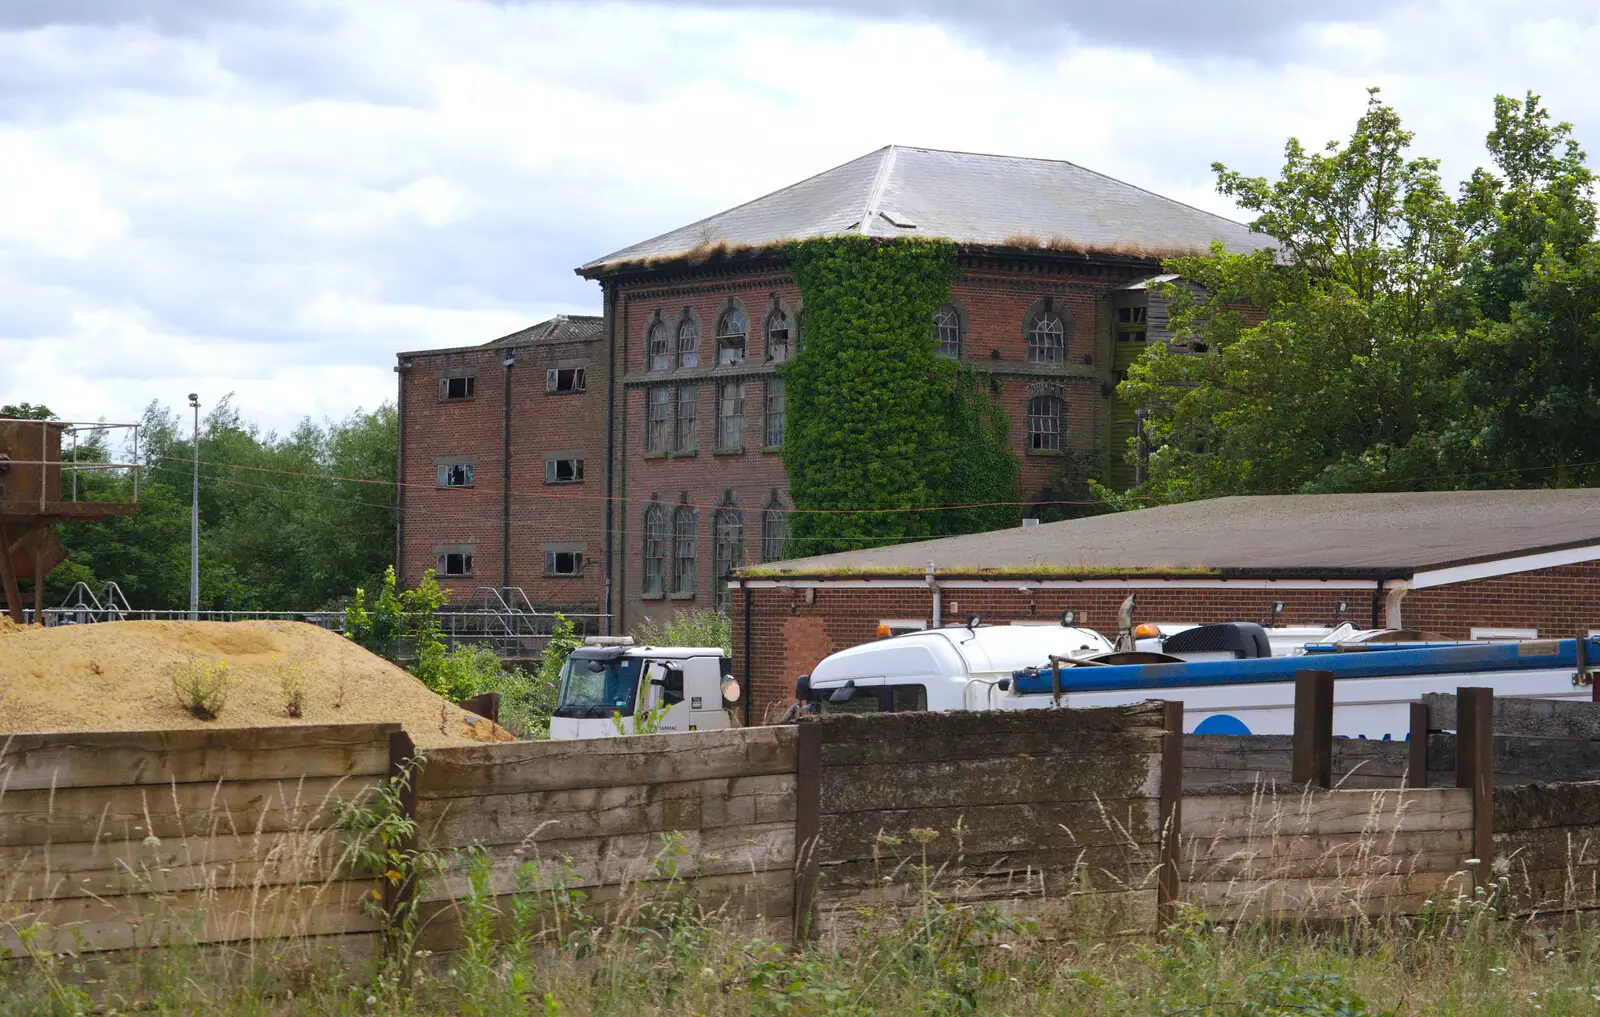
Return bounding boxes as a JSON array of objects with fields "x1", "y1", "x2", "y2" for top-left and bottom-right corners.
[{"x1": 632, "y1": 608, "x2": 732, "y2": 654}]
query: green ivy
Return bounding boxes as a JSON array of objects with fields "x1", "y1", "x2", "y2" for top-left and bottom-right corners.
[{"x1": 782, "y1": 236, "x2": 1018, "y2": 556}]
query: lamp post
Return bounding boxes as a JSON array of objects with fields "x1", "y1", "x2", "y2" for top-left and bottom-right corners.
[{"x1": 188, "y1": 393, "x2": 199, "y2": 621}]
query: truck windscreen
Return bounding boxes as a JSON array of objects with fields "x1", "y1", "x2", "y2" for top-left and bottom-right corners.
[{"x1": 553, "y1": 657, "x2": 644, "y2": 719}]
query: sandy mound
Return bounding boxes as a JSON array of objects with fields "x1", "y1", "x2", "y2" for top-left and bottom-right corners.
[{"x1": 0, "y1": 619, "x2": 513, "y2": 748}]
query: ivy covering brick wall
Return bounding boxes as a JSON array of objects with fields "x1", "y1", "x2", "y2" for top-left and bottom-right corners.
[{"x1": 781, "y1": 235, "x2": 1018, "y2": 556}]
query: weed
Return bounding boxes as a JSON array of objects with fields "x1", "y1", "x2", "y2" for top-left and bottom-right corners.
[
  {"x1": 279, "y1": 657, "x2": 308, "y2": 718},
  {"x1": 168, "y1": 656, "x2": 232, "y2": 719}
]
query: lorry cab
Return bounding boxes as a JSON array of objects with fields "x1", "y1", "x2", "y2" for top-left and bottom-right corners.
[
  {"x1": 550, "y1": 637, "x2": 739, "y2": 740},
  {"x1": 800, "y1": 622, "x2": 1113, "y2": 715}
]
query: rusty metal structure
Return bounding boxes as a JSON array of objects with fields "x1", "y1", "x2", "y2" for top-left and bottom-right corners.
[{"x1": 0, "y1": 417, "x2": 139, "y2": 624}]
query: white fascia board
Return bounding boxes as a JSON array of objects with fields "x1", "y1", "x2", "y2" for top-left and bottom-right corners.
[{"x1": 1410, "y1": 544, "x2": 1600, "y2": 589}]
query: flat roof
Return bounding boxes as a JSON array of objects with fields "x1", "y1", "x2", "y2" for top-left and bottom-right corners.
[{"x1": 748, "y1": 489, "x2": 1600, "y2": 579}]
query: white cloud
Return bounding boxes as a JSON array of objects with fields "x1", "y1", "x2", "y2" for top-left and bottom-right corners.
[{"x1": 1, "y1": 0, "x2": 1598, "y2": 432}]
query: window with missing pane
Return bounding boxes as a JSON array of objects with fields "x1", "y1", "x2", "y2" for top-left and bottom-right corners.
[
  {"x1": 712, "y1": 501, "x2": 744, "y2": 613},
  {"x1": 760, "y1": 494, "x2": 787, "y2": 562},
  {"x1": 717, "y1": 380, "x2": 746, "y2": 451},
  {"x1": 439, "y1": 376, "x2": 475, "y2": 400},
  {"x1": 546, "y1": 367, "x2": 586, "y2": 393},
  {"x1": 677, "y1": 319, "x2": 700, "y2": 369},
  {"x1": 1027, "y1": 394, "x2": 1062, "y2": 452},
  {"x1": 763, "y1": 378, "x2": 785, "y2": 448},
  {"x1": 1116, "y1": 305, "x2": 1148, "y2": 343},
  {"x1": 765, "y1": 309, "x2": 790, "y2": 362},
  {"x1": 642, "y1": 503, "x2": 666, "y2": 595},
  {"x1": 672, "y1": 505, "x2": 697, "y2": 595},
  {"x1": 933, "y1": 305, "x2": 961, "y2": 359},
  {"x1": 544, "y1": 550, "x2": 584, "y2": 576},
  {"x1": 437, "y1": 463, "x2": 473, "y2": 487},
  {"x1": 545, "y1": 458, "x2": 583, "y2": 483},
  {"x1": 436, "y1": 550, "x2": 474, "y2": 576},
  {"x1": 648, "y1": 321, "x2": 671, "y2": 372},
  {"x1": 675, "y1": 385, "x2": 698, "y2": 452},
  {"x1": 646, "y1": 387, "x2": 670, "y2": 453},
  {"x1": 717, "y1": 308, "x2": 746, "y2": 366},
  {"x1": 1027, "y1": 312, "x2": 1065, "y2": 365}
]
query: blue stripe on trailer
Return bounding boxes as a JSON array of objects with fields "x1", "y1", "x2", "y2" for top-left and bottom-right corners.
[{"x1": 1011, "y1": 637, "x2": 1598, "y2": 696}]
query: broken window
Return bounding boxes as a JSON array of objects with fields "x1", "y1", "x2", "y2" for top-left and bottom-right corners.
[
  {"x1": 437, "y1": 462, "x2": 473, "y2": 487},
  {"x1": 438, "y1": 376, "x2": 475, "y2": 400},
  {"x1": 1027, "y1": 312, "x2": 1065, "y2": 365},
  {"x1": 436, "y1": 550, "x2": 474, "y2": 576},
  {"x1": 646, "y1": 386, "x2": 670, "y2": 453},
  {"x1": 717, "y1": 308, "x2": 746, "y2": 365},
  {"x1": 648, "y1": 321, "x2": 671, "y2": 372},
  {"x1": 675, "y1": 385, "x2": 699, "y2": 452},
  {"x1": 546, "y1": 367, "x2": 587, "y2": 393},
  {"x1": 642, "y1": 503, "x2": 667, "y2": 595},
  {"x1": 763, "y1": 377, "x2": 785, "y2": 448},
  {"x1": 544, "y1": 550, "x2": 584, "y2": 576},
  {"x1": 712, "y1": 499, "x2": 744, "y2": 613},
  {"x1": 933, "y1": 304, "x2": 961, "y2": 359},
  {"x1": 717, "y1": 380, "x2": 746, "y2": 451},
  {"x1": 760, "y1": 494, "x2": 787, "y2": 563},
  {"x1": 545, "y1": 457, "x2": 584, "y2": 483},
  {"x1": 1027, "y1": 394, "x2": 1062, "y2": 451},
  {"x1": 677, "y1": 318, "x2": 700, "y2": 369},
  {"x1": 672, "y1": 504, "x2": 697, "y2": 595},
  {"x1": 765, "y1": 309, "x2": 790, "y2": 362},
  {"x1": 1116, "y1": 305, "x2": 1147, "y2": 343}
]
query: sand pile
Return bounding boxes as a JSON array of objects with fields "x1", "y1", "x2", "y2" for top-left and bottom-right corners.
[{"x1": 0, "y1": 620, "x2": 514, "y2": 748}]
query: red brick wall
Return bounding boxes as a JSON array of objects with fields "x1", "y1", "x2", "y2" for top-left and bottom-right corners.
[
  {"x1": 397, "y1": 334, "x2": 607, "y2": 611},
  {"x1": 1405, "y1": 563, "x2": 1600, "y2": 638}
]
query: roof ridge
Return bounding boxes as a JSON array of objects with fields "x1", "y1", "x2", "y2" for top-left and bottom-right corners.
[{"x1": 855, "y1": 145, "x2": 899, "y2": 235}]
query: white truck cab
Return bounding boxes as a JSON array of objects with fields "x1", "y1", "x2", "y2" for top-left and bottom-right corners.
[
  {"x1": 797, "y1": 623, "x2": 1114, "y2": 715},
  {"x1": 549, "y1": 637, "x2": 740, "y2": 740}
]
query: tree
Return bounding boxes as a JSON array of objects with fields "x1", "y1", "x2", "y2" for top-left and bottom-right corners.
[{"x1": 1123, "y1": 90, "x2": 1469, "y2": 500}]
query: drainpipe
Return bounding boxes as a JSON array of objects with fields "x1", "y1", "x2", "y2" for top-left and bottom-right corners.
[
  {"x1": 602, "y1": 280, "x2": 618, "y2": 635},
  {"x1": 742, "y1": 583, "x2": 753, "y2": 726},
  {"x1": 1384, "y1": 580, "x2": 1411, "y2": 630},
  {"x1": 501, "y1": 353, "x2": 515, "y2": 591},
  {"x1": 926, "y1": 561, "x2": 941, "y2": 628},
  {"x1": 394, "y1": 359, "x2": 408, "y2": 580}
]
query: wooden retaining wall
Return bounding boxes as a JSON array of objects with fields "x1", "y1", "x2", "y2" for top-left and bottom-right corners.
[
  {"x1": 805, "y1": 703, "x2": 1173, "y2": 937},
  {"x1": 1495, "y1": 781, "x2": 1600, "y2": 910},
  {"x1": 1181, "y1": 787, "x2": 1474, "y2": 920},
  {"x1": 409, "y1": 726, "x2": 800, "y2": 949},
  {"x1": 0, "y1": 725, "x2": 396, "y2": 957}
]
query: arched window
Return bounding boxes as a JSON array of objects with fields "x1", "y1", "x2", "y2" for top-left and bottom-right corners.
[
  {"x1": 760, "y1": 493, "x2": 788, "y2": 563},
  {"x1": 642, "y1": 503, "x2": 666, "y2": 594},
  {"x1": 712, "y1": 498, "x2": 745, "y2": 613},
  {"x1": 647, "y1": 320, "x2": 670, "y2": 372},
  {"x1": 1027, "y1": 394, "x2": 1062, "y2": 452},
  {"x1": 717, "y1": 308, "x2": 746, "y2": 366},
  {"x1": 1027, "y1": 312, "x2": 1065, "y2": 365},
  {"x1": 765, "y1": 309, "x2": 791, "y2": 362},
  {"x1": 671, "y1": 504, "x2": 697, "y2": 595},
  {"x1": 933, "y1": 304, "x2": 961, "y2": 359},
  {"x1": 677, "y1": 317, "x2": 700, "y2": 369}
]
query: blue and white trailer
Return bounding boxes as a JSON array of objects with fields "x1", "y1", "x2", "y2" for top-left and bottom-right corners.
[{"x1": 800, "y1": 628, "x2": 1597, "y2": 740}]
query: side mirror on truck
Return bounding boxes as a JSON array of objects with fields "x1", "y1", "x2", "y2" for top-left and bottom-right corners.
[{"x1": 828, "y1": 679, "x2": 857, "y2": 704}]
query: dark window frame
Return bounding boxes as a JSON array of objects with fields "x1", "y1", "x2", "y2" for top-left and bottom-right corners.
[
  {"x1": 545, "y1": 457, "x2": 584, "y2": 484},
  {"x1": 437, "y1": 462, "x2": 473, "y2": 488},
  {"x1": 438, "y1": 376, "x2": 476, "y2": 400},
  {"x1": 544, "y1": 549, "x2": 585, "y2": 576},
  {"x1": 546, "y1": 366, "x2": 587, "y2": 393},
  {"x1": 436, "y1": 550, "x2": 474, "y2": 576}
]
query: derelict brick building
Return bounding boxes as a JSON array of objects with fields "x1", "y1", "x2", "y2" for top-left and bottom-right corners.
[{"x1": 729, "y1": 490, "x2": 1600, "y2": 721}]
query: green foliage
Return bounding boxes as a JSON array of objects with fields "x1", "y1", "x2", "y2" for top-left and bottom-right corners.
[
  {"x1": 168, "y1": 657, "x2": 233, "y2": 719},
  {"x1": 45, "y1": 396, "x2": 396, "y2": 612},
  {"x1": 346, "y1": 566, "x2": 453, "y2": 694},
  {"x1": 0, "y1": 403, "x2": 56, "y2": 421},
  {"x1": 782, "y1": 235, "x2": 1017, "y2": 555},
  {"x1": 631, "y1": 608, "x2": 732, "y2": 654},
  {"x1": 1123, "y1": 88, "x2": 1600, "y2": 502}
]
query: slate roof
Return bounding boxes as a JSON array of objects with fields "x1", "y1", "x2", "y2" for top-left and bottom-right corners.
[
  {"x1": 486, "y1": 314, "x2": 604, "y2": 345},
  {"x1": 753, "y1": 490, "x2": 1600, "y2": 579},
  {"x1": 580, "y1": 146, "x2": 1274, "y2": 275}
]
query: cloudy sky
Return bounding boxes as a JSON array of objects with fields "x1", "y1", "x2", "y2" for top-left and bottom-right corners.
[{"x1": 2, "y1": 0, "x2": 1597, "y2": 433}]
